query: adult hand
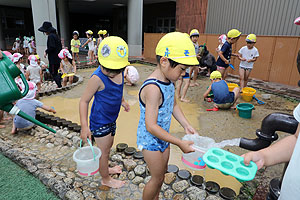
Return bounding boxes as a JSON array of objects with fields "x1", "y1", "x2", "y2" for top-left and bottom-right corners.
[
  {"x1": 80, "y1": 126, "x2": 92, "y2": 143},
  {"x1": 179, "y1": 140, "x2": 195, "y2": 153},
  {"x1": 241, "y1": 151, "x2": 265, "y2": 170}
]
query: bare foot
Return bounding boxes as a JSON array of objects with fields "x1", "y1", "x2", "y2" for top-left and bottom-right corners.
[
  {"x1": 11, "y1": 127, "x2": 17, "y2": 134},
  {"x1": 101, "y1": 178, "x2": 125, "y2": 189},
  {"x1": 194, "y1": 82, "x2": 200, "y2": 86},
  {"x1": 180, "y1": 98, "x2": 190, "y2": 103},
  {"x1": 109, "y1": 165, "x2": 122, "y2": 174},
  {"x1": 190, "y1": 83, "x2": 195, "y2": 87}
]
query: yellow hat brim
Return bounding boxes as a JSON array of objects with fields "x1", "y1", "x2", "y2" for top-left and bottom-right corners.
[{"x1": 100, "y1": 60, "x2": 130, "y2": 69}]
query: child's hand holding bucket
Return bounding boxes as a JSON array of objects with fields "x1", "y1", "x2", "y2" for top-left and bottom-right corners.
[
  {"x1": 80, "y1": 126, "x2": 92, "y2": 143},
  {"x1": 178, "y1": 140, "x2": 195, "y2": 154}
]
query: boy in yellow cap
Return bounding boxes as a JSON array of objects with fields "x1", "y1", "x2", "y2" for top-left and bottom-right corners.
[
  {"x1": 216, "y1": 28, "x2": 241, "y2": 79},
  {"x1": 79, "y1": 36, "x2": 130, "y2": 189},
  {"x1": 203, "y1": 71, "x2": 239, "y2": 109},
  {"x1": 137, "y1": 32, "x2": 198, "y2": 200},
  {"x1": 238, "y1": 34, "x2": 259, "y2": 89}
]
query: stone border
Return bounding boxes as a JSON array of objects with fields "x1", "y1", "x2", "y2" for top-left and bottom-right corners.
[{"x1": 38, "y1": 75, "x2": 84, "y2": 98}]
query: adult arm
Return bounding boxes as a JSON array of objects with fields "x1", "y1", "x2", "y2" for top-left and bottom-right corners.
[{"x1": 45, "y1": 35, "x2": 58, "y2": 54}]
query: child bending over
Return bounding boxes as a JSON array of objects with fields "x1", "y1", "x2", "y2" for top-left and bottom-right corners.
[
  {"x1": 137, "y1": 32, "x2": 198, "y2": 200},
  {"x1": 58, "y1": 49, "x2": 76, "y2": 87},
  {"x1": 203, "y1": 71, "x2": 239, "y2": 109}
]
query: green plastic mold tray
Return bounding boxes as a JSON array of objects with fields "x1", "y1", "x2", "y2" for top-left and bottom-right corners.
[{"x1": 203, "y1": 148, "x2": 258, "y2": 182}]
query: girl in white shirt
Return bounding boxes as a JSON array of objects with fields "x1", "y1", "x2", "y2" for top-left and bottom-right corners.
[{"x1": 82, "y1": 30, "x2": 95, "y2": 65}]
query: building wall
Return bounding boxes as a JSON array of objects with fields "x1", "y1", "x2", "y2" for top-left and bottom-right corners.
[
  {"x1": 205, "y1": 0, "x2": 300, "y2": 36},
  {"x1": 144, "y1": 33, "x2": 300, "y2": 86},
  {"x1": 176, "y1": 0, "x2": 208, "y2": 33}
]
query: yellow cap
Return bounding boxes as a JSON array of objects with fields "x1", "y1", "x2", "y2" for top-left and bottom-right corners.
[
  {"x1": 98, "y1": 36, "x2": 130, "y2": 69},
  {"x1": 93, "y1": 38, "x2": 96, "y2": 42},
  {"x1": 98, "y1": 30, "x2": 103, "y2": 35},
  {"x1": 102, "y1": 30, "x2": 107, "y2": 35},
  {"x1": 86, "y1": 30, "x2": 93, "y2": 35},
  {"x1": 155, "y1": 32, "x2": 199, "y2": 66},
  {"x1": 227, "y1": 29, "x2": 241, "y2": 38},
  {"x1": 246, "y1": 34, "x2": 256, "y2": 43},
  {"x1": 190, "y1": 29, "x2": 200, "y2": 37},
  {"x1": 35, "y1": 55, "x2": 40, "y2": 60},
  {"x1": 210, "y1": 71, "x2": 222, "y2": 80}
]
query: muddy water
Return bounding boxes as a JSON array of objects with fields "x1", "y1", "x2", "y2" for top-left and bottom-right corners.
[{"x1": 41, "y1": 65, "x2": 298, "y2": 194}]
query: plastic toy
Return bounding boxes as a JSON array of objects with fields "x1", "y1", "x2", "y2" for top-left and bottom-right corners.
[
  {"x1": 229, "y1": 64, "x2": 235, "y2": 70},
  {"x1": 253, "y1": 95, "x2": 265, "y2": 105},
  {"x1": 206, "y1": 107, "x2": 219, "y2": 111},
  {"x1": 203, "y1": 148, "x2": 258, "y2": 182},
  {"x1": 61, "y1": 73, "x2": 75, "y2": 78}
]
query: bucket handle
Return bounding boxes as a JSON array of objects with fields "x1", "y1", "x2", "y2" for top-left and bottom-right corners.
[
  {"x1": 19, "y1": 73, "x2": 29, "y2": 97},
  {"x1": 79, "y1": 138, "x2": 96, "y2": 161}
]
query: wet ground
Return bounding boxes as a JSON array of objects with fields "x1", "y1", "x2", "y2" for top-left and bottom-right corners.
[{"x1": 38, "y1": 64, "x2": 298, "y2": 195}]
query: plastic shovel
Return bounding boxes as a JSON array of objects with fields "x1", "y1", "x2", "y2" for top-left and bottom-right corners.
[
  {"x1": 229, "y1": 64, "x2": 235, "y2": 70},
  {"x1": 61, "y1": 73, "x2": 75, "y2": 78},
  {"x1": 253, "y1": 95, "x2": 265, "y2": 105},
  {"x1": 206, "y1": 107, "x2": 219, "y2": 111}
]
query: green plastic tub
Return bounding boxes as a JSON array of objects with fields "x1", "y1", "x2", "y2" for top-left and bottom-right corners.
[{"x1": 236, "y1": 103, "x2": 254, "y2": 119}]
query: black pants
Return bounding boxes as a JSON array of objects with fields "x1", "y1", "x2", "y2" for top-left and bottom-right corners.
[{"x1": 49, "y1": 64, "x2": 62, "y2": 88}]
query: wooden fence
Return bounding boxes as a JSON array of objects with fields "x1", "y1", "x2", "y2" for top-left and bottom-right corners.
[{"x1": 144, "y1": 33, "x2": 300, "y2": 87}]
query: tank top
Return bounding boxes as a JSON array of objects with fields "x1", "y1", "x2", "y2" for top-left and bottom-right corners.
[
  {"x1": 89, "y1": 67, "x2": 124, "y2": 131},
  {"x1": 61, "y1": 60, "x2": 73, "y2": 74},
  {"x1": 137, "y1": 79, "x2": 175, "y2": 149},
  {"x1": 211, "y1": 80, "x2": 233, "y2": 104}
]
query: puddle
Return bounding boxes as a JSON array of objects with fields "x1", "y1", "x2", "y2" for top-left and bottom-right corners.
[{"x1": 40, "y1": 66, "x2": 298, "y2": 195}]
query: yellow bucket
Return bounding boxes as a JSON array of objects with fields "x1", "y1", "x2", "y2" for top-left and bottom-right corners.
[
  {"x1": 227, "y1": 83, "x2": 239, "y2": 92},
  {"x1": 241, "y1": 87, "x2": 256, "y2": 102}
]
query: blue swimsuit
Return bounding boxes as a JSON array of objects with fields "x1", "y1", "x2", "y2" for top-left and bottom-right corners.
[{"x1": 137, "y1": 79, "x2": 175, "y2": 152}]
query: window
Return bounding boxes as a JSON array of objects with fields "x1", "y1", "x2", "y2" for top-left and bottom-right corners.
[{"x1": 156, "y1": 17, "x2": 175, "y2": 33}]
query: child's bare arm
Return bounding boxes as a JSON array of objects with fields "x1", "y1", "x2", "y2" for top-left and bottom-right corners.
[
  {"x1": 247, "y1": 57, "x2": 258, "y2": 63},
  {"x1": 41, "y1": 105, "x2": 56, "y2": 114},
  {"x1": 25, "y1": 71, "x2": 30, "y2": 80},
  {"x1": 81, "y1": 39, "x2": 89, "y2": 48},
  {"x1": 237, "y1": 53, "x2": 246, "y2": 61},
  {"x1": 143, "y1": 85, "x2": 194, "y2": 153},
  {"x1": 60, "y1": 62, "x2": 64, "y2": 74},
  {"x1": 79, "y1": 76, "x2": 103, "y2": 142},
  {"x1": 218, "y1": 51, "x2": 229, "y2": 64},
  {"x1": 172, "y1": 97, "x2": 198, "y2": 135},
  {"x1": 121, "y1": 96, "x2": 130, "y2": 112},
  {"x1": 203, "y1": 85, "x2": 212, "y2": 99}
]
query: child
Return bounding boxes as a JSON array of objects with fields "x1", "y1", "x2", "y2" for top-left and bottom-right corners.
[
  {"x1": 176, "y1": 70, "x2": 190, "y2": 102},
  {"x1": 97, "y1": 30, "x2": 104, "y2": 51},
  {"x1": 81, "y1": 30, "x2": 95, "y2": 65},
  {"x1": 189, "y1": 29, "x2": 200, "y2": 86},
  {"x1": 238, "y1": 34, "x2": 259, "y2": 89},
  {"x1": 23, "y1": 36, "x2": 29, "y2": 55},
  {"x1": 11, "y1": 81, "x2": 56, "y2": 134},
  {"x1": 216, "y1": 29, "x2": 241, "y2": 79},
  {"x1": 12, "y1": 53, "x2": 26, "y2": 74},
  {"x1": 199, "y1": 45, "x2": 217, "y2": 77},
  {"x1": 70, "y1": 31, "x2": 81, "y2": 64},
  {"x1": 124, "y1": 65, "x2": 139, "y2": 86},
  {"x1": 203, "y1": 71, "x2": 239, "y2": 109},
  {"x1": 79, "y1": 36, "x2": 130, "y2": 189},
  {"x1": 93, "y1": 38, "x2": 97, "y2": 59},
  {"x1": 26, "y1": 55, "x2": 42, "y2": 91},
  {"x1": 216, "y1": 34, "x2": 227, "y2": 53},
  {"x1": 12, "y1": 38, "x2": 21, "y2": 53},
  {"x1": 137, "y1": 32, "x2": 198, "y2": 200},
  {"x1": 58, "y1": 49, "x2": 76, "y2": 87},
  {"x1": 36, "y1": 55, "x2": 49, "y2": 82},
  {"x1": 30, "y1": 37, "x2": 36, "y2": 54}
]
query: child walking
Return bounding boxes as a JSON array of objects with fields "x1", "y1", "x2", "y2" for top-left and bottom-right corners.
[
  {"x1": 238, "y1": 34, "x2": 259, "y2": 89},
  {"x1": 176, "y1": 70, "x2": 190, "y2": 102},
  {"x1": 81, "y1": 30, "x2": 95, "y2": 65},
  {"x1": 203, "y1": 71, "x2": 239, "y2": 109},
  {"x1": 70, "y1": 31, "x2": 81, "y2": 63},
  {"x1": 137, "y1": 32, "x2": 198, "y2": 200},
  {"x1": 12, "y1": 38, "x2": 21, "y2": 53},
  {"x1": 189, "y1": 29, "x2": 200, "y2": 86},
  {"x1": 12, "y1": 81, "x2": 56, "y2": 134},
  {"x1": 124, "y1": 65, "x2": 139, "y2": 86},
  {"x1": 58, "y1": 49, "x2": 76, "y2": 87},
  {"x1": 23, "y1": 36, "x2": 29, "y2": 55},
  {"x1": 216, "y1": 29, "x2": 241, "y2": 79},
  {"x1": 216, "y1": 34, "x2": 227, "y2": 53},
  {"x1": 79, "y1": 36, "x2": 130, "y2": 189},
  {"x1": 26, "y1": 55, "x2": 42, "y2": 91}
]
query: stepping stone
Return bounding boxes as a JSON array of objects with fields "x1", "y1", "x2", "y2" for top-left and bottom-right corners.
[
  {"x1": 191, "y1": 175, "x2": 204, "y2": 187},
  {"x1": 124, "y1": 147, "x2": 136, "y2": 156},
  {"x1": 205, "y1": 181, "x2": 220, "y2": 194},
  {"x1": 133, "y1": 151, "x2": 143, "y2": 159},
  {"x1": 177, "y1": 169, "x2": 191, "y2": 180},
  {"x1": 116, "y1": 143, "x2": 128, "y2": 152},
  {"x1": 219, "y1": 187, "x2": 236, "y2": 200},
  {"x1": 167, "y1": 164, "x2": 179, "y2": 174}
]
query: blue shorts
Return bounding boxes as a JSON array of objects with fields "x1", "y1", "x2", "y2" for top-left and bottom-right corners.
[
  {"x1": 91, "y1": 122, "x2": 116, "y2": 138},
  {"x1": 182, "y1": 72, "x2": 189, "y2": 79}
]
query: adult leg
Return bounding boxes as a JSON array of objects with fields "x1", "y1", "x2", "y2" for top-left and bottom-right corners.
[
  {"x1": 181, "y1": 78, "x2": 190, "y2": 102},
  {"x1": 49, "y1": 64, "x2": 62, "y2": 88},
  {"x1": 143, "y1": 147, "x2": 170, "y2": 200},
  {"x1": 94, "y1": 134, "x2": 125, "y2": 188},
  {"x1": 176, "y1": 78, "x2": 183, "y2": 99},
  {"x1": 244, "y1": 69, "x2": 251, "y2": 88},
  {"x1": 239, "y1": 68, "x2": 245, "y2": 89}
]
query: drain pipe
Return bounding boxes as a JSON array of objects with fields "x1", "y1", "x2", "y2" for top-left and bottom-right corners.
[{"x1": 239, "y1": 113, "x2": 298, "y2": 151}]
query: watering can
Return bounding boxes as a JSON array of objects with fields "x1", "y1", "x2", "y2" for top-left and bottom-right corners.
[{"x1": 0, "y1": 53, "x2": 56, "y2": 133}]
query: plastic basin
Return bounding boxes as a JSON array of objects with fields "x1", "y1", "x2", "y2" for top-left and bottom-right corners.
[
  {"x1": 227, "y1": 83, "x2": 238, "y2": 92},
  {"x1": 236, "y1": 103, "x2": 254, "y2": 119},
  {"x1": 241, "y1": 87, "x2": 256, "y2": 102}
]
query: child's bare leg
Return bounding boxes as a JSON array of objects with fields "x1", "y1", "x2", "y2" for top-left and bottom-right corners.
[
  {"x1": 191, "y1": 66, "x2": 199, "y2": 86},
  {"x1": 76, "y1": 53, "x2": 80, "y2": 63},
  {"x1": 0, "y1": 111, "x2": 5, "y2": 128},
  {"x1": 62, "y1": 77, "x2": 67, "y2": 87},
  {"x1": 176, "y1": 78, "x2": 183, "y2": 98},
  {"x1": 36, "y1": 82, "x2": 41, "y2": 92},
  {"x1": 180, "y1": 78, "x2": 190, "y2": 102},
  {"x1": 223, "y1": 68, "x2": 229, "y2": 80},
  {"x1": 69, "y1": 76, "x2": 73, "y2": 85},
  {"x1": 72, "y1": 53, "x2": 76, "y2": 62},
  {"x1": 231, "y1": 87, "x2": 240, "y2": 109},
  {"x1": 143, "y1": 147, "x2": 170, "y2": 200},
  {"x1": 95, "y1": 134, "x2": 125, "y2": 188},
  {"x1": 87, "y1": 51, "x2": 92, "y2": 64},
  {"x1": 244, "y1": 69, "x2": 251, "y2": 88},
  {"x1": 189, "y1": 67, "x2": 195, "y2": 87},
  {"x1": 11, "y1": 121, "x2": 17, "y2": 134},
  {"x1": 239, "y1": 68, "x2": 245, "y2": 89}
]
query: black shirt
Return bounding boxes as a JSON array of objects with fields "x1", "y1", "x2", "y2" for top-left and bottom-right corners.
[{"x1": 45, "y1": 32, "x2": 62, "y2": 65}]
